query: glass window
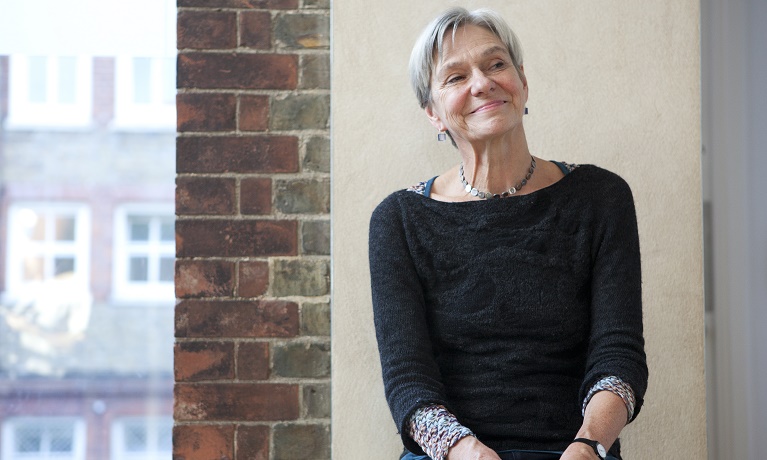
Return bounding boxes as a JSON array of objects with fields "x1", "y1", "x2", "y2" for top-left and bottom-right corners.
[
  {"x1": 6, "y1": 55, "x2": 93, "y2": 129},
  {"x1": 113, "y1": 56, "x2": 176, "y2": 130},
  {"x1": 1, "y1": 418, "x2": 85, "y2": 460},
  {"x1": 112, "y1": 204, "x2": 175, "y2": 303},
  {"x1": 3, "y1": 203, "x2": 91, "y2": 299},
  {"x1": 111, "y1": 417, "x2": 172, "y2": 460}
]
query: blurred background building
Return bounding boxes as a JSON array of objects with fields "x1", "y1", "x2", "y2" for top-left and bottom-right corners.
[{"x1": 0, "y1": 1, "x2": 176, "y2": 458}]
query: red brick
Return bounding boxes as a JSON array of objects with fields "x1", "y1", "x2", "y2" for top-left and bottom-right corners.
[
  {"x1": 174, "y1": 383, "x2": 299, "y2": 421},
  {"x1": 178, "y1": 11, "x2": 237, "y2": 50},
  {"x1": 176, "y1": 177, "x2": 236, "y2": 216},
  {"x1": 238, "y1": 261, "x2": 269, "y2": 297},
  {"x1": 240, "y1": 178, "x2": 272, "y2": 215},
  {"x1": 175, "y1": 341, "x2": 235, "y2": 381},
  {"x1": 177, "y1": 93, "x2": 236, "y2": 132},
  {"x1": 178, "y1": 0, "x2": 296, "y2": 8},
  {"x1": 175, "y1": 300, "x2": 299, "y2": 338},
  {"x1": 236, "y1": 425, "x2": 269, "y2": 460},
  {"x1": 175, "y1": 259, "x2": 235, "y2": 298},
  {"x1": 176, "y1": 219, "x2": 296, "y2": 258},
  {"x1": 173, "y1": 424, "x2": 234, "y2": 460},
  {"x1": 239, "y1": 95, "x2": 269, "y2": 132},
  {"x1": 177, "y1": 136, "x2": 298, "y2": 174},
  {"x1": 237, "y1": 342, "x2": 270, "y2": 380},
  {"x1": 178, "y1": 53, "x2": 297, "y2": 90},
  {"x1": 240, "y1": 11, "x2": 271, "y2": 49}
]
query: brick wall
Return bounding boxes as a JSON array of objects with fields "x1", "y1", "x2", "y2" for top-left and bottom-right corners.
[{"x1": 173, "y1": 0, "x2": 331, "y2": 458}]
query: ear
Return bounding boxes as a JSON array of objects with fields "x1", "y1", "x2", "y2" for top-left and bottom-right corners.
[
  {"x1": 518, "y1": 65, "x2": 529, "y2": 96},
  {"x1": 425, "y1": 105, "x2": 446, "y2": 131}
]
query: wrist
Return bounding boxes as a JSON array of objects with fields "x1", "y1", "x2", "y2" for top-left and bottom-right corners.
[{"x1": 571, "y1": 438, "x2": 607, "y2": 460}]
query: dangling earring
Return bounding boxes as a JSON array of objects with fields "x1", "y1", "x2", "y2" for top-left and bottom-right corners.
[
  {"x1": 524, "y1": 107, "x2": 529, "y2": 115},
  {"x1": 437, "y1": 131, "x2": 447, "y2": 141}
]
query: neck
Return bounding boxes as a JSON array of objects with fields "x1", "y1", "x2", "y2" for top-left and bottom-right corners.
[{"x1": 456, "y1": 128, "x2": 533, "y2": 195}]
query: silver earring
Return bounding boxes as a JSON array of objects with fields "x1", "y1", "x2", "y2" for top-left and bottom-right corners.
[
  {"x1": 437, "y1": 132, "x2": 447, "y2": 141},
  {"x1": 524, "y1": 107, "x2": 529, "y2": 115}
]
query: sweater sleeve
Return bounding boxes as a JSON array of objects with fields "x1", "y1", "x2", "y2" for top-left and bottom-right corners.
[
  {"x1": 580, "y1": 174, "x2": 649, "y2": 422},
  {"x1": 369, "y1": 194, "x2": 450, "y2": 454}
]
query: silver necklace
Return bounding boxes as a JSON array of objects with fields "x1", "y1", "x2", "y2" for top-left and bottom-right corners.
[{"x1": 459, "y1": 157, "x2": 537, "y2": 199}]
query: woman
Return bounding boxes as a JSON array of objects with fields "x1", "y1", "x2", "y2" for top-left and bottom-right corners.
[{"x1": 369, "y1": 7, "x2": 648, "y2": 460}]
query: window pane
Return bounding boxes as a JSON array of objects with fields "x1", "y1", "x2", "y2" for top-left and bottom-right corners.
[
  {"x1": 125, "y1": 423, "x2": 147, "y2": 451},
  {"x1": 157, "y1": 423, "x2": 173, "y2": 450},
  {"x1": 28, "y1": 56, "x2": 48, "y2": 103},
  {"x1": 130, "y1": 220, "x2": 150, "y2": 241},
  {"x1": 160, "y1": 220, "x2": 174, "y2": 241},
  {"x1": 162, "y1": 58, "x2": 176, "y2": 105},
  {"x1": 55, "y1": 216, "x2": 76, "y2": 241},
  {"x1": 15, "y1": 425, "x2": 42, "y2": 452},
  {"x1": 54, "y1": 257, "x2": 75, "y2": 276},
  {"x1": 24, "y1": 212, "x2": 46, "y2": 240},
  {"x1": 58, "y1": 57, "x2": 77, "y2": 104},
  {"x1": 23, "y1": 257, "x2": 45, "y2": 281},
  {"x1": 159, "y1": 257, "x2": 174, "y2": 282},
  {"x1": 130, "y1": 256, "x2": 149, "y2": 281},
  {"x1": 133, "y1": 57, "x2": 152, "y2": 104},
  {"x1": 49, "y1": 424, "x2": 74, "y2": 452}
]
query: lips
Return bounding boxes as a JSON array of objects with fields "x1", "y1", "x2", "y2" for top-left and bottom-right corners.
[{"x1": 470, "y1": 100, "x2": 506, "y2": 114}]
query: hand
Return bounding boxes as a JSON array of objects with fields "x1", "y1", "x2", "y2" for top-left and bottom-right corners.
[
  {"x1": 559, "y1": 441, "x2": 599, "y2": 460},
  {"x1": 446, "y1": 436, "x2": 502, "y2": 460}
]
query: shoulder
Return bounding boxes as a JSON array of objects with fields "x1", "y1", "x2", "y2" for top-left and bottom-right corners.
[
  {"x1": 370, "y1": 188, "x2": 419, "y2": 228},
  {"x1": 571, "y1": 164, "x2": 635, "y2": 202}
]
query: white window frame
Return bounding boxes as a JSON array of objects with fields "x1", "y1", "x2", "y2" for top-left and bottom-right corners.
[
  {"x1": 5, "y1": 55, "x2": 93, "y2": 129},
  {"x1": 1, "y1": 417, "x2": 86, "y2": 460},
  {"x1": 3, "y1": 202, "x2": 91, "y2": 303},
  {"x1": 110, "y1": 416, "x2": 173, "y2": 460},
  {"x1": 112, "y1": 203, "x2": 175, "y2": 304},
  {"x1": 112, "y1": 56, "x2": 176, "y2": 131}
]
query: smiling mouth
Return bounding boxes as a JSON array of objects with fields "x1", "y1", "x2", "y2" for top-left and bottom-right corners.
[{"x1": 471, "y1": 101, "x2": 506, "y2": 114}]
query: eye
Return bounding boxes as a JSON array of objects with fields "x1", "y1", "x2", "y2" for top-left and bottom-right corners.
[
  {"x1": 490, "y1": 60, "x2": 506, "y2": 70},
  {"x1": 446, "y1": 75, "x2": 465, "y2": 84}
]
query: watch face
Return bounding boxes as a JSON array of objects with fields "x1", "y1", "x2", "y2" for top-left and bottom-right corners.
[{"x1": 597, "y1": 443, "x2": 607, "y2": 458}]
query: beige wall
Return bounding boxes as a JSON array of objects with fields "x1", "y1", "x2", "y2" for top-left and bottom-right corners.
[{"x1": 332, "y1": 1, "x2": 705, "y2": 458}]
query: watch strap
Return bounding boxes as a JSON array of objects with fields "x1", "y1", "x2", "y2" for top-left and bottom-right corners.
[{"x1": 571, "y1": 438, "x2": 606, "y2": 460}]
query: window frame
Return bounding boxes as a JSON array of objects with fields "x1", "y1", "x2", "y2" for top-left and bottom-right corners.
[
  {"x1": 111, "y1": 203, "x2": 175, "y2": 304},
  {"x1": 3, "y1": 202, "x2": 91, "y2": 303},
  {"x1": 5, "y1": 55, "x2": 93, "y2": 129},
  {"x1": 1, "y1": 416, "x2": 86, "y2": 460},
  {"x1": 110, "y1": 416, "x2": 173, "y2": 460},
  {"x1": 112, "y1": 56, "x2": 176, "y2": 131}
]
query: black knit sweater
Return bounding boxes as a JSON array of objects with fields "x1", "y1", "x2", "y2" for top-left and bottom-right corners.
[{"x1": 369, "y1": 165, "x2": 648, "y2": 457}]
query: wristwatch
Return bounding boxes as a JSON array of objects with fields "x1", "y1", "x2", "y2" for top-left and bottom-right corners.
[{"x1": 572, "y1": 438, "x2": 606, "y2": 460}]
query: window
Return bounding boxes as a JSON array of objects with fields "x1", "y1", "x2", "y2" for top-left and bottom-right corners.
[
  {"x1": 113, "y1": 56, "x2": 176, "y2": 130},
  {"x1": 111, "y1": 417, "x2": 172, "y2": 460},
  {"x1": 6, "y1": 55, "x2": 93, "y2": 129},
  {"x1": 3, "y1": 203, "x2": 91, "y2": 302},
  {"x1": 112, "y1": 204, "x2": 175, "y2": 303},
  {"x1": 1, "y1": 417, "x2": 86, "y2": 460}
]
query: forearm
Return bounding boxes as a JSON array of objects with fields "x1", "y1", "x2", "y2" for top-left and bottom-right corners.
[{"x1": 577, "y1": 391, "x2": 627, "y2": 452}]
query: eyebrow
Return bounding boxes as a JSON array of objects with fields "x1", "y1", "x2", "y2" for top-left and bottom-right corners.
[{"x1": 436, "y1": 45, "x2": 511, "y2": 77}]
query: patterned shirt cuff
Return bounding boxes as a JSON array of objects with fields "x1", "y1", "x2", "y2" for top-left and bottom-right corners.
[
  {"x1": 406, "y1": 404, "x2": 475, "y2": 460},
  {"x1": 582, "y1": 375, "x2": 636, "y2": 422}
]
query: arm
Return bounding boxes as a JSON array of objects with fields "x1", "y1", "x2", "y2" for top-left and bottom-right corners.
[
  {"x1": 560, "y1": 391, "x2": 627, "y2": 459},
  {"x1": 572, "y1": 175, "x2": 649, "y2": 457},
  {"x1": 369, "y1": 195, "x2": 449, "y2": 454}
]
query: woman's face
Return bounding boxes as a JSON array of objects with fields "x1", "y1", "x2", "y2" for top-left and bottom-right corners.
[{"x1": 426, "y1": 24, "x2": 528, "y2": 145}]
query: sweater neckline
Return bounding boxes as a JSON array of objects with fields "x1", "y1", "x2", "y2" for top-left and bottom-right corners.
[{"x1": 411, "y1": 163, "x2": 584, "y2": 206}]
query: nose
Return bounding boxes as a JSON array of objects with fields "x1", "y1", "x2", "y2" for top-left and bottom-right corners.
[{"x1": 470, "y1": 70, "x2": 495, "y2": 96}]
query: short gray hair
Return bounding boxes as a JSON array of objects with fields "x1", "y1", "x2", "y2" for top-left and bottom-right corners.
[{"x1": 409, "y1": 7, "x2": 524, "y2": 109}]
